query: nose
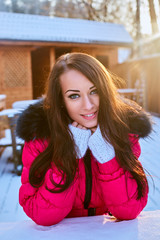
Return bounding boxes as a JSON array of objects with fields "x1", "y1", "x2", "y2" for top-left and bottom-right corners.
[{"x1": 82, "y1": 96, "x2": 93, "y2": 110}]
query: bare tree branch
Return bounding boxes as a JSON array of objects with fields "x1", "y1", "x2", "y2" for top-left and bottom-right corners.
[{"x1": 148, "y1": 0, "x2": 159, "y2": 34}]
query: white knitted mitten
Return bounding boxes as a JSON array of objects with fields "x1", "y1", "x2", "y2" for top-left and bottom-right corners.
[
  {"x1": 88, "y1": 125, "x2": 115, "y2": 163},
  {"x1": 69, "y1": 124, "x2": 91, "y2": 158}
]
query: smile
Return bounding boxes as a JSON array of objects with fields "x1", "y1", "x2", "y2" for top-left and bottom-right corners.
[
  {"x1": 84, "y1": 113, "x2": 94, "y2": 117},
  {"x1": 81, "y1": 111, "x2": 97, "y2": 120}
]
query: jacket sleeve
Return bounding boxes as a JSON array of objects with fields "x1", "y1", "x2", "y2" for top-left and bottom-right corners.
[
  {"x1": 19, "y1": 139, "x2": 78, "y2": 226},
  {"x1": 96, "y1": 134, "x2": 148, "y2": 220}
]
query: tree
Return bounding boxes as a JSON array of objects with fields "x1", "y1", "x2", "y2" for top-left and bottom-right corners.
[
  {"x1": 147, "y1": 0, "x2": 159, "y2": 34},
  {"x1": 0, "y1": 0, "x2": 9, "y2": 12},
  {"x1": 0, "y1": 0, "x2": 52, "y2": 15},
  {"x1": 75, "y1": 0, "x2": 108, "y2": 21},
  {"x1": 52, "y1": 0, "x2": 139, "y2": 39},
  {"x1": 136, "y1": 0, "x2": 141, "y2": 40}
]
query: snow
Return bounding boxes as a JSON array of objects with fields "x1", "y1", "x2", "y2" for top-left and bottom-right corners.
[
  {"x1": 0, "y1": 109, "x2": 21, "y2": 116},
  {"x1": 0, "y1": 211, "x2": 160, "y2": 240},
  {"x1": 12, "y1": 99, "x2": 40, "y2": 110},
  {"x1": 139, "y1": 116, "x2": 160, "y2": 211},
  {"x1": 0, "y1": 12, "x2": 133, "y2": 45}
]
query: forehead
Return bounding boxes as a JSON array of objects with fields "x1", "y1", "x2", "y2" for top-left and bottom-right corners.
[{"x1": 60, "y1": 69, "x2": 94, "y2": 92}]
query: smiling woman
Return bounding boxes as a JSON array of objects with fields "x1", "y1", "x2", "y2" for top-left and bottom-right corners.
[{"x1": 16, "y1": 52, "x2": 152, "y2": 226}]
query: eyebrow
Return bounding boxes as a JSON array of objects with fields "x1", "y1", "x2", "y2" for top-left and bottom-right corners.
[
  {"x1": 65, "y1": 85, "x2": 95, "y2": 94},
  {"x1": 65, "y1": 89, "x2": 80, "y2": 94}
]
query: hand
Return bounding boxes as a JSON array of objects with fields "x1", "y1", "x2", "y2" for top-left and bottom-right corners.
[
  {"x1": 88, "y1": 125, "x2": 115, "y2": 163},
  {"x1": 69, "y1": 122, "x2": 91, "y2": 158},
  {"x1": 72, "y1": 121, "x2": 87, "y2": 130}
]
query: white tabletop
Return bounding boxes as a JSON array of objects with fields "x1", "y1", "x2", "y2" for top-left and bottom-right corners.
[
  {"x1": 118, "y1": 88, "x2": 138, "y2": 94},
  {"x1": 12, "y1": 99, "x2": 40, "y2": 110},
  {"x1": 0, "y1": 109, "x2": 22, "y2": 117},
  {"x1": 0, "y1": 211, "x2": 160, "y2": 240}
]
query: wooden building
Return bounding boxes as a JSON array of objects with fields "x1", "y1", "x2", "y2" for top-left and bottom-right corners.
[
  {"x1": 0, "y1": 12, "x2": 132, "y2": 108},
  {"x1": 112, "y1": 34, "x2": 160, "y2": 114}
]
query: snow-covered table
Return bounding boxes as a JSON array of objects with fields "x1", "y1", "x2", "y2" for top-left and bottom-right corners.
[
  {"x1": 117, "y1": 88, "x2": 142, "y2": 100},
  {"x1": 0, "y1": 211, "x2": 160, "y2": 240},
  {"x1": 12, "y1": 99, "x2": 41, "y2": 110},
  {"x1": 0, "y1": 109, "x2": 24, "y2": 173}
]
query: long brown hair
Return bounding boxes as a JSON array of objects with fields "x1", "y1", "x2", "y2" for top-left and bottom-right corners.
[{"x1": 29, "y1": 52, "x2": 148, "y2": 199}]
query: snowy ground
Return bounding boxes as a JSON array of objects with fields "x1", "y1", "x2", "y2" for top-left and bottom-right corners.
[
  {"x1": 0, "y1": 115, "x2": 160, "y2": 239},
  {"x1": 139, "y1": 116, "x2": 160, "y2": 211},
  {"x1": 0, "y1": 211, "x2": 160, "y2": 240}
]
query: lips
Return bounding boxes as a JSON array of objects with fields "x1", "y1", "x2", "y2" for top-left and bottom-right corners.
[{"x1": 81, "y1": 111, "x2": 97, "y2": 120}]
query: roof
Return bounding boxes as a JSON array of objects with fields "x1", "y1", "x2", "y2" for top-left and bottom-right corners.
[{"x1": 0, "y1": 12, "x2": 133, "y2": 46}]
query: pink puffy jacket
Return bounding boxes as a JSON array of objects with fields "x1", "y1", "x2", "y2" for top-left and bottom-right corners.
[{"x1": 19, "y1": 134, "x2": 148, "y2": 226}]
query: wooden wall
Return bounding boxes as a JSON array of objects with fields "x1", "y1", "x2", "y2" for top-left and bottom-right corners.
[
  {"x1": 0, "y1": 44, "x2": 119, "y2": 108},
  {"x1": 31, "y1": 47, "x2": 51, "y2": 99},
  {"x1": 71, "y1": 46, "x2": 118, "y2": 68},
  {"x1": 0, "y1": 47, "x2": 33, "y2": 108},
  {"x1": 144, "y1": 57, "x2": 160, "y2": 113},
  {"x1": 112, "y1": 56, "x2": 160, "y2": 114}
]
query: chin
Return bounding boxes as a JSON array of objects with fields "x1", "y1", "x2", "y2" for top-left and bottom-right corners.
[{"x1": 83, "y1": 122, "x2": 97, "y2": 129}]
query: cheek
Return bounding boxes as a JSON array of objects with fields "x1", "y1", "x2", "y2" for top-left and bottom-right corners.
[
  {"x1": 94, "y1": 96, "x2": 100, "y2": 108},
  {"x1": 65, "y1": 102, "x2": 78, "y2": 118}
]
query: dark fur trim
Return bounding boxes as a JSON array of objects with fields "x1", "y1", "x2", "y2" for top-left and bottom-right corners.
[
  {"x1": 127, "y1": 110, "x2": 152, "y2": 138},
  {"x1": 16, "y1": 100, "x2": 152, "y2": 141},
  {"x1": 16, "y1": 100, "x2": 50, "y2": 142}
]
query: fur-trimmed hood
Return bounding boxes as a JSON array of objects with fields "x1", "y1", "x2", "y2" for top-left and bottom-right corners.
[{"x1": 16, "y1": 100, "x2": 152, "y2": 142}]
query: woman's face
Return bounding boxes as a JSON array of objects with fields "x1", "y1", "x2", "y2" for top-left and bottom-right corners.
[{"x1": 60, "y1": 69, "x2": 99, "y2": 129}]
